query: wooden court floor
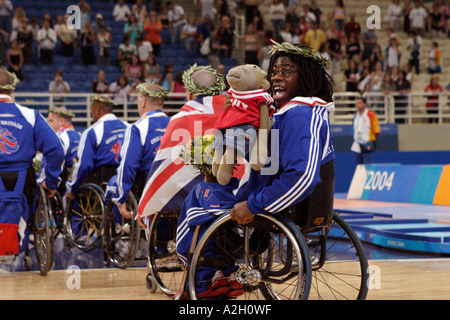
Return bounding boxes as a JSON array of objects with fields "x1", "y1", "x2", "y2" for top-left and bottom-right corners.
[{"x1": 2, "y1": 258, "x2": 450, "y2": 300}]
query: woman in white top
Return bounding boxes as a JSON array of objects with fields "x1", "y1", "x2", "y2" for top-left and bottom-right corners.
[{"x1": 269, "y1": 0, "x2": 285, "y2": 38}]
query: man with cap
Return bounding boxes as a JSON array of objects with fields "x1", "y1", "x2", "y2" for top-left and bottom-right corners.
[
  {"x1": 65, "y1": 95, "x2": 129, "y2": 200},
  {"x1": 112, "y1": 83, "x2": 170, "y2": 220}
]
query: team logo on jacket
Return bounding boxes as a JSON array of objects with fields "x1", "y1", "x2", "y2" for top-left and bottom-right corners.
[
  {"x1": 0, "y1": 127, "x2": 19, "y2": 154},
  {"x1": 110, "y1": 140, "x2": 122, "y2": 162}
]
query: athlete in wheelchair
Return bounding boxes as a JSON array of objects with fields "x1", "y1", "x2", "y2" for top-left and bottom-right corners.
[
  {"x1": 64, "y1": 95, "x2": 129, "y2": 252},
  {"x1": 0, "y1": 70, "x2": 65, "y2": 275},
  {"x1": 175, "y1": 42, "x2": 368, "y2": 300},
  {"x1": 102, "y1": 83, "x2": 170, "y2": 269}
]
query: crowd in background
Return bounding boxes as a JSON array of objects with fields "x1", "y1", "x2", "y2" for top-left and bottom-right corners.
[{"x1": 0, "y1": 0, "x2": 450, "y2": 121}]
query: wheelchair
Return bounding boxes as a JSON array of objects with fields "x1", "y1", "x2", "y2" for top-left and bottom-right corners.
[
  {"x1": 145, "y1": 210, "x2": 184, "y2": 296},
  {"x1": 102, "y1": 190, "x2": 143, "y2": 269},
  {"x1": 64, "y1": 166, "x2": 117, "y2": 252},
  {"x1": 172, "y1": 209, "x2": 368, "y2": 300}
]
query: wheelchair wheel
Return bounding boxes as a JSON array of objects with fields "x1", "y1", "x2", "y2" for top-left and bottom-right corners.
[
  {"x1": 34, "y1": 185, "x2": 54, "y2": 276},
  {"x1": 147, "y1": 211, "x2": 184, "y2": 296},
  {"x1": 188, "y1": 213, "x2": 311, "y2": 300},
  {"x1": 102, "y1": 192, "x2": 141, "y2": 269},
  {"x1": 65, "y1": 183, "x2": 104, "y2": 251},
  {"x1": 305, "y1": 211, "x2": 369, "y2": 300},
  {"x1": 49, "y1": 191, "x2": 65, "y2": 239}
]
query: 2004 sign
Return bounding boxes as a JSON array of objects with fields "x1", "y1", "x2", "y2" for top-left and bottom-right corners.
[{"x1": 364, "y1": 171, "x2": 395, "y2": 191}]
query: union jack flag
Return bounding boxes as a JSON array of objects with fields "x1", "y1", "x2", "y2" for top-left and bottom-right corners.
[{"x1": 138, "y1": 95, "x2": 228, "y2": 217}]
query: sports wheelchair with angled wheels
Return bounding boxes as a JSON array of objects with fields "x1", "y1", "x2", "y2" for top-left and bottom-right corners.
[
  {"x1": 145, "y1": 210, "x2": 184, "y2": 296},
  {"x1": 178, "y1": 211, "x2": 312, "y2": 300},
  {"x1": 64, "y1": 166, "x2": 117, "y2": 252},
  {"x1": 102, "y1": 173, "x2": 148, "y2": 269}
]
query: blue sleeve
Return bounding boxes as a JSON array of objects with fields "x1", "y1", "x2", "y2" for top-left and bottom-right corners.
[
  {"x1": 113, "y1": 125, "x2": 143, "y2": 204},
  {"x1": 247, "y1": 107, "x2": 327, "y2": 215},
  {"x1": 66, "y1": 129, "x2": 96, "y2": 193},
  {"x1": 34, "y1": 111, "x2": 64, "y2": 190}
]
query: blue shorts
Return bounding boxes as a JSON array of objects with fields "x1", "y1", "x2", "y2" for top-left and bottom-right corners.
[{"x1": 213, "y1": 124, "x2": 258, "y2": 160}]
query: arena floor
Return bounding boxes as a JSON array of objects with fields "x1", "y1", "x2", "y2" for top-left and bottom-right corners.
[{"x1": 1, "y1": 197, "x2": 450, "y2": 301}]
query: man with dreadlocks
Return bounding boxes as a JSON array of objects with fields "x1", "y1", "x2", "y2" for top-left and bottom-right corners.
[
  {"x1": 231, "y1": 41, "x2": 336, "y2": 229},
  {"x1": 111, "y1": 83, "x2": 170, "y2": 221},
  {"x1": 65, "y1": 95, "x2": 129, "y2": 200}
]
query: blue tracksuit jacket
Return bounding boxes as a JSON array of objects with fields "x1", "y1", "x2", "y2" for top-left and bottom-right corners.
[
  {"x1": 112, "y1": 110, "x2": 170, "y2": 204},
  {"x1": 66, "y1": 113, "x2": 129, "y2": 193}
]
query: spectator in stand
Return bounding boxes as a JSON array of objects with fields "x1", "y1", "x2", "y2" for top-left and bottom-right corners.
[
  {"x1": 387, "y1": 0, "x2": 403, "y2": 32},
  {"x1": 109, "y1": 75, "x2": 131, "y2": 107},
  {"x1": 332, "y1": 0, "x2": 346, "y2": 31},
  {"x1": 135, "y1": 36, "x2": 153, "y2": 64},
  {"x1": 12, "y1": 6, "x2": 25, "y2": 32},
  {"x1": 391, "y1": 65, "x2": 399, "y2": 82},
  {"x1": 11, "y1": 19, "x2": 33, "y2": 64},
  {"x1": 197, "y1": 0, "x2": 216, "y2": 21},
  {"x1": 309, "y1": 0, "x2": 322, "y2": 25},
  {"x1": 361, "y1": 28, "x2": 377, "y2": 61},
  {"x1": 252, "y1": 8, "x2": 265, "y2": 40},
  {"x1": 369, "y1": 44, "x2": 384, "y2": 72},
  {"x1": 285, "y1": 5, "x2": 299, "y2": 31},
  {"x1": 394, "y1": 70, "x2": 411, "y2": 123},
  {"x1": 6, "y1": 39, "x2": 23, "y2": 80},
  {"x1": 78, "y1": 0, "x2": 91, "y2": 30},
  {"x1": 182, "y1": 16, "x2": 198, "y2": 52},
  {"x1": 326, "y1": 22, "x2": 343, "y2": 79},
  {"x1": 385, "y1": 37, "x2": 401, "y2": 73},
  {"x1": 381, "y1": 72, "x2": 395, "y2": 95},
  {"x1": 304, "y1": 20, "x2": 326, "y2": 52},
  {"x1": 37, "y1": 18, "x2": 57, "y2": 65},
  {"x1": 428, "y1": 41, "x2": 441, "y2": 74},
  {"x1": 92, "y1": 70, "x2": 109, "y2": 94},
  {"x1": 173, "y1": 72, "x2": 185, "y2": 96},
  {"x1": 158, "y1": 63, "x2": 174, "y2": 92},
  {"x1": 55, "y1": 15, "x2": 76, "y2": 58},
  {"x1": 218, "y1": 14, "x2": 233, "y2": 59},
  {"x1": 346, "y1": 34, "x2": 362, "y2": 65},
  {"x1": 144, "y1": 11, "x2": 162, "y2": 57},
  {"x1": 357, "y1": 58, "x2": 371, "y2": 93},
  {"x1": 365, "y1": 61, "x2": 384, "y2": 106},
  {"x1": 0, "y1": 28, "x2": 7, "y2": 65},
  {"x1": 242, "y1": 23, "x2": 260, "y2": 65},
  {"x1": 159, "y1": 6, "x2": 172, "y2": 44},
  {"x1": 49, "y1": 70, "x2": 70, "y2": 105},
  {"x1": 125, "y1": 55, "x2": 143, "y2": 83},
  {"x1": 113, "y1": 0, "x2": 131, "y2": 22},
  {"x1": 300, "y1": 3, "x2": 316, "y2": 29},
  {"x1": 344, "y1": 12, "x2": 361, "y2": 42},
  {"x1": 402, "y1": 62, "x2": 414, "y2": 87},
  {"x1": 280, "y1": 23, "x2": 292, "y2": 43},
  {"x1": 344, "y1": 59, "x2": 360, "y2": 92},
  {"x1": 97, "y1": 24, "x2": 112, "y2": 66},
  {"x1": 425, "y1": 74, "x2": 444, "y2": 123},
  {"x1": 29, "y1": 16, "x2": 39, "y2": 40},
  {"x1": 409, "y1": 0, "x2": 428, "y2": 36},
  {"x1": 207, "y1": 25, "x2": 227, "y2": 70},
  {"x1": 124, "y1": 14, "x2": 143, "y2": 46},
  {"x1": 269, "y1": 0, "x2": 285, "y2": 39},
  {"x1": 167, "y1": 1, "x2": 187, "y2": 43},
  {"x1": 291, "y1": 25, "x2": 302, "y2": 45},
  {"x1": 132, "y1": 0, "x2": 147, "y2": 24},
  {"x1": 118, "y1": 35, "x2": 137, "y2": 74},
  {"x1": 92, "y1": 13, "x2": 111, "y2": 35},
  {"x1": 143, "y1": 55, "x2": 159, "y2": 82},
  {"x1": 403, "y1": 0, "x2": 413, "y2": 33},
  {"x1": 197, "y1": 14, "x2": 212, "y2": 51},
  {"x1": 430, "y1": 2, "x2": 445, "y2": 39},
  {"x1": 244, "y1": 0, "x2": 263, "y2": 26},
  {"x1": 0, "y1": 0, "x2": 13, "y2": 34},
  {"x1": 79, "y1": 20, "x2": 96, "y2": 66},
  {"x1": 407, "y1": 30, "x2": 422, "y2": 75}
]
